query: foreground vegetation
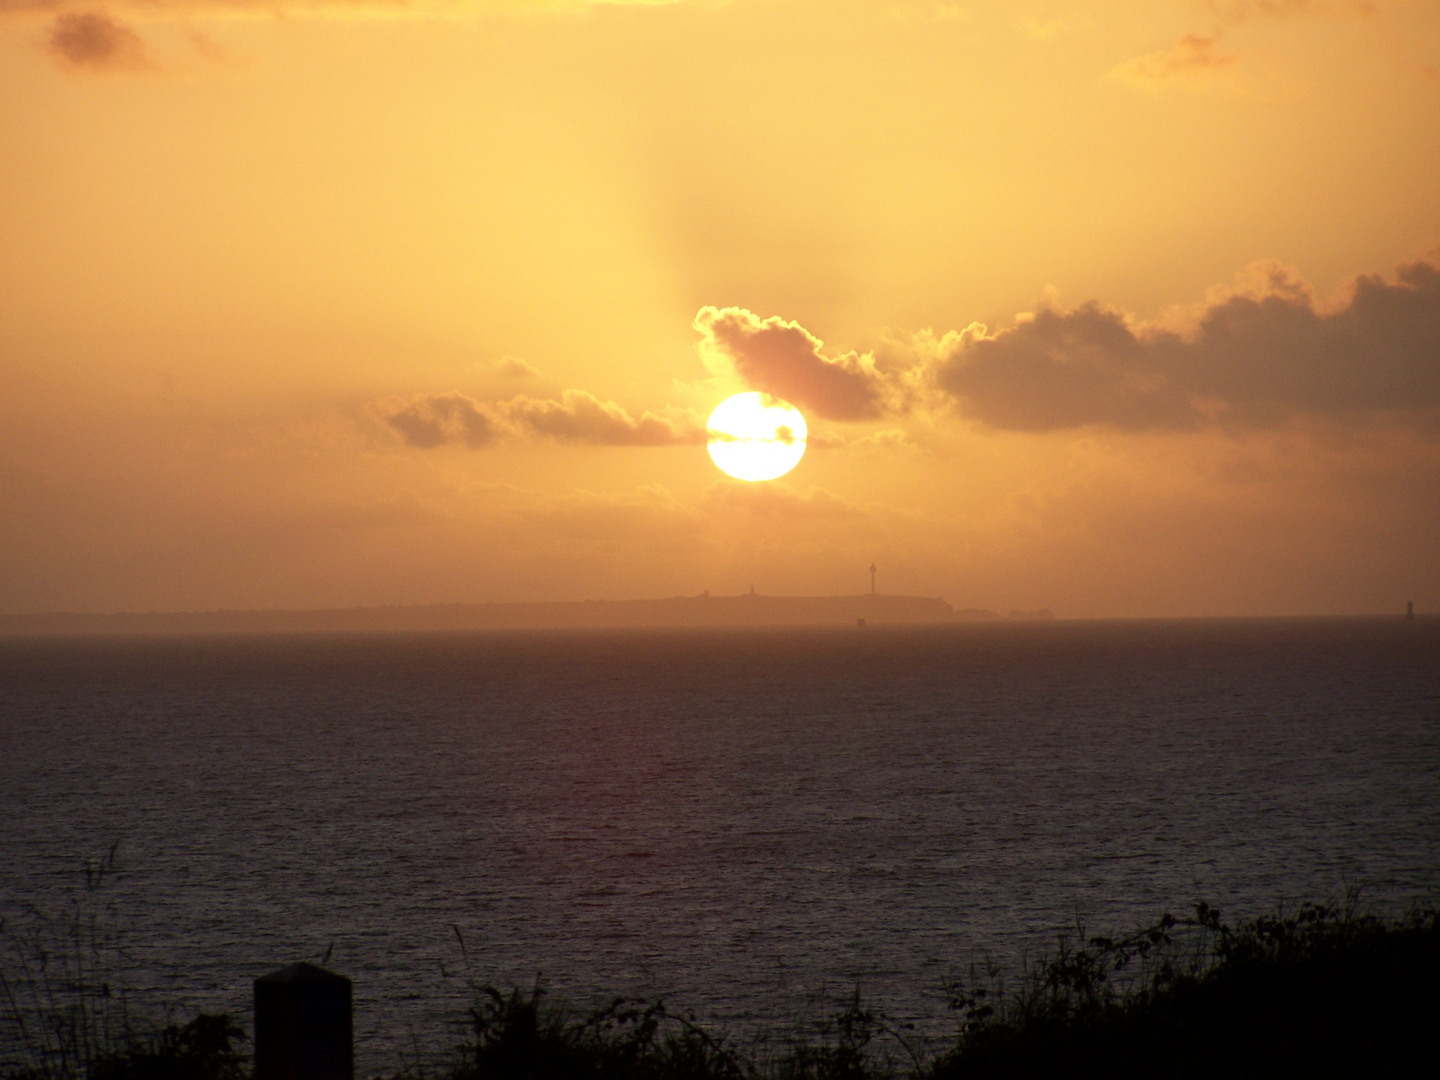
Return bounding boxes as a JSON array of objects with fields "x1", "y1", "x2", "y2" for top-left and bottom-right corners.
[{"x1": 5, "y1": 871, "x2": 1438, "y2": 1079}]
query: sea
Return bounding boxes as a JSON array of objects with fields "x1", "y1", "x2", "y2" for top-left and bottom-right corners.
[{"x1": 2, "y1": 618, "x2": 1438, "y2": 1072}]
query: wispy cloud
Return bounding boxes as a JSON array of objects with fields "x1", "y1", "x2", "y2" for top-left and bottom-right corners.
[
  {"x1": 2, "y1": 0, "x2": 683, "y2": 16},
  {"x1": 1109, "y1": 32, "x2": 1235, "y2": 90},
  {"x1": 495, "y1": 357, "x2": 538, "y2": 380},
  {"x1": 9, "y1": 0, "x2": 689, "y2": 71},
  {"x1": 45, "y1": 11, "x2": 153, "y2": 71},
  {"x1": 1018, "y1": 15, "x2": 1060, "y2": 40},
  {"x1": 1110, "y1": 0, "x2": 1380, "y2": 93},
  {"x1": 1205, "y1": 0, "x2": 1377, "y2": 25}
]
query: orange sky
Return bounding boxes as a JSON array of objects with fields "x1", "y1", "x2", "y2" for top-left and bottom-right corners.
[{"x1": 2, "y1": 0, "x2": 1438, "y2": 616}]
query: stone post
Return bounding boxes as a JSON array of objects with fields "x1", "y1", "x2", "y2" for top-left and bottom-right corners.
[{"x1": 254, "y1": 963, "x2": 353, "y2": 1080}]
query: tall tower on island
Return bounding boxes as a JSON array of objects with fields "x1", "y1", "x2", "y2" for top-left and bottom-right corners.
[{"x1": 870, "y1": 562, "x2": 877, "y2": 596}]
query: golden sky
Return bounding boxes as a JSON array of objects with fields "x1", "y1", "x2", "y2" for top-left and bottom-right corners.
[{"x1": 2, "y1": 0, "x2": 1438, "y2": 616}]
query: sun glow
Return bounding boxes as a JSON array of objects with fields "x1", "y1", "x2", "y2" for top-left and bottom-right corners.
[{"x1": 706, "y1": 392, "x2": 807, "y2": 482}]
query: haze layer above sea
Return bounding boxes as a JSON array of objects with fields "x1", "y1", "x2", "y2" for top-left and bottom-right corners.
[{"x1": 2, "y1": 619, "x2": 1437, "y2": 1073}]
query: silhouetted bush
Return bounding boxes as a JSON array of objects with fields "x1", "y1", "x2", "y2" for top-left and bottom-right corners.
[
  {"x1": 86, "y1": 1015, "x2": 247, "y2": 1080},
  {"x1": 928, "y1": 898, "x2": 1440, "y2": 1079},
  {"x1": 2, "y1": 1014, "x2": 246, "y2": 1080},
  {"x1": 412, "y1": 983, "x2": 746, "y2": 1080},
  {"x1": 411, "y1": 899, "x2": 1440, "y2": 1080},
  {"x1": 390, "y1": 982, "x2": 917, "y2": 1080}
]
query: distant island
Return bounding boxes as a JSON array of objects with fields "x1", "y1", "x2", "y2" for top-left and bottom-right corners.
[{"x1": 0, "y1": 594, "x2": 1055, "y2": 635}]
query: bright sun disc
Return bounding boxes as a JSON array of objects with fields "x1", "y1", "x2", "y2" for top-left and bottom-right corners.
[{"x1": 707, "y1": 392, "x2": 807, "y2": 482}]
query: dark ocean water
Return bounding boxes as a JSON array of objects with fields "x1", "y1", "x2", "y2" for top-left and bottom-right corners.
[{"x1": 2, "y1": 619, "x2": 1438, "y2": 1071}]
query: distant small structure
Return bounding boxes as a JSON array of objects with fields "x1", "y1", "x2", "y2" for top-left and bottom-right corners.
[
  {"x1": 254, "y1": 963, "x2": 352, "y2": 1080},
  {"x1": 1408, "y1": 601, "x2": 1415, "y2": 619},
  {"x1": 870, "y1": 562, "x2": 877, "y2": 596},
  {"x1": 856, "y1": 617, "x2": 867, "y2": 628}
]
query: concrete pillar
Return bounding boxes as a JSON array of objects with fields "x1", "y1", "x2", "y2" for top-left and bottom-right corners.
[{"x1": 254, "y1": 963, "x2": 353, "y2": 1080}]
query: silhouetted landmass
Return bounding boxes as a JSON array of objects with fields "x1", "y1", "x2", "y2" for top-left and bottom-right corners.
[{"x1": 0, "y1": 594, "x2": 1006, "y2": 636}]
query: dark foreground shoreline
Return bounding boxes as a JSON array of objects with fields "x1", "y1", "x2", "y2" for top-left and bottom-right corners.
[{"x1": 5, "y1": 897, "x2": 1437, "y2": 1080}]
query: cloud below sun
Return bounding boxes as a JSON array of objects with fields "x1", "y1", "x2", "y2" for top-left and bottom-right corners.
[{"x1": 376, "y1": 389, "x2": 706, "y2": 450}]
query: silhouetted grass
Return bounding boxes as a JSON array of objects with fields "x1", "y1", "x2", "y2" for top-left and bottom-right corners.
[
  {"x1": 397, "y1": 896, "x2": 1440, "y2": 1080},
  {"x1": 1, "y1": 846, "x2": 133, "y2": 1078},
  {"x1": 6, "y1": 872, "x2": 1439, "y2": 1079},
  {"x1": 382, "y1": 982, "x2": 921, "y2": 1080},
  {"x1": 0, "y1": 849, "x2": 246, "y2": 1080}
]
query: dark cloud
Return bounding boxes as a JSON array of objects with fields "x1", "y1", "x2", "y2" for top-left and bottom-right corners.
[
  {"x1": 937, "y1": 258, "x2": 1440, "y2": 431},
  {"x1": 1167, "y1": 260, "x2": 1440, "y2": 415},
  {"x1": 376, "y1": 390, "x2": 704, "y2": 449},
  {"x1": 937, "y1": 304, "x2": 1199, "y2": 431},
  {"x1": 505, "y1": 390, "x2": 705, "y2": 446},
  {"x1": 694, "y1": 306, "x2": 886, "y2": 421},
  {"x1": 379, "y1": 392, "x2": 496, "y2": 449},
  {"x1": 45, "y1": 11, "x2": 152, "y2": 71}
]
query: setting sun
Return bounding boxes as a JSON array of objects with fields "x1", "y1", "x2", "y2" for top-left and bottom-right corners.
[
  {"x1": 706, "y1": 392, "x2": 807, "y2": 482},
  {"x1": 0, "y1": 0, "x2": 1437, "y2": 614}
]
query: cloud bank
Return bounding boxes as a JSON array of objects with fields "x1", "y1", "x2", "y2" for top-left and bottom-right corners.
[
  {"x1": 708, "y1": 255, "x2": 1440, "y2": 435},
  {"x1": 936, "y1": 258, "x2": 1440, "y2": 431},
  {"x1": 376, "y1": 389, "x2": 705, "y2": 449},
  {"x1": 380, "y1": 255, "x2": 1440, "y2": 453}
]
